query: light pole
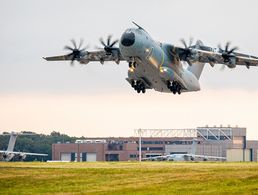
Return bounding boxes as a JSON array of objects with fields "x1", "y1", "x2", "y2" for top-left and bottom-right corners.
[{"x1": 138, "y1": 129, "x2": 142, "y2": 162}]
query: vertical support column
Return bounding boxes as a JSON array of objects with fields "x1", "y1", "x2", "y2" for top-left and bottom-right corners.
[
  {"x1": 77, "y1": 143, "x2": 80, "y2": 162},
  {"x1": 243, "y1": 136, "x2": 246, "y2": 162},
  {"x1": 138, "y1": 129, "x2": 142, "y2": 162}
]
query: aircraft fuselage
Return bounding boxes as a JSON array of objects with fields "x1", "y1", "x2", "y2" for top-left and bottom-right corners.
[{"x1": 119, "y1": 28, "x2": 201, "y2": 93}]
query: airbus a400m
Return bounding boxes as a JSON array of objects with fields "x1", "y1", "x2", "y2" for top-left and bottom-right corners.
[{"x1": 44, "y1": 22, "x2": 258, "y2": 94}]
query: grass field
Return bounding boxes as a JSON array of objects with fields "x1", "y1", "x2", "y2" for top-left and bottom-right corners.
[{"x1": 0, "y1": 162, "x2": 258, "y2": 195}]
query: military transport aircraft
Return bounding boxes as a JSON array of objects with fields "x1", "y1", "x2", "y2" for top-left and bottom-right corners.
[
  {"x1": 44, "y1": 22, "x2": 258, "y2": 94},
  {"x1": 142, "y1": 139, "x2": 226, "y2": 162},
  {"x1": 0, "y1": 132, "x2": 48, "y2": 161}
]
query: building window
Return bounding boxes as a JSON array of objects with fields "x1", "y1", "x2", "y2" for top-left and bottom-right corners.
[
  {"x1": 71, "y1": 153, "x2": 76, "y2": 161},
  {"x1": 107, "y1": 142, "x2": 123, "y2": 151},
  {"x1": 137, "y1": 147, "x2": 163, "y2": 151},
  {"x1": 105, "y1": 154, "x2": 119, "y2": 161},
  {"x1": 149, "y1": 147, "x2": 163, "y2": 151},
  {"x1": 129, "y1": 154, "x2": 138, "y2": 158},
  {"x1": 81, "y1": 153, "x2": 87, "y2": 162},
  {"x1": 142, "y1": 141, "x2": 163, "y2": 144}
]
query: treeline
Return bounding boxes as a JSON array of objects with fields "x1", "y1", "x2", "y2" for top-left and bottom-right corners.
[{"x1": 0, "y1": 131, "x2": 82, "y2": 161}]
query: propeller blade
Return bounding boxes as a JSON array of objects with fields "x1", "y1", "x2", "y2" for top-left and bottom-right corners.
[
  {"x1": 70, "y1": 59, "x2": 75, "y2": 66},
  {"x1": 217, "y1": 44, "x2": 222, "y2": 51},
  {"x1": 110, "y1": 39, "x2": 119, "y2": 47},
  {"x1": 67, "y1": 52, "x2": 74, "y2": 56},
  {"x1": 100, "y1": 38, "x2": 106, "y2": 47},
  {"x1": 107, "y1": 35, "x2": 112, "y2": 46},
  {"x1": 218, "y1": 41, "x2": 238, "y2": 63},
  {"x1": 71, "y1": 39, "x2": 77, "y2": 49},
  {"x1": 64, "y1": 46, "x2": 74, "y2": 51},
  {"x1": 99, "y1": 35, "x2": 119, "y2": 53},
  {"x1": 81, "y1": 45, "x2": 89, "y2": 51},
  {"x1": 180, "y1": 39, "x2": 187, "y2": 48},
  {"x1": 225, "y1": 42, "x2": 230, "y2": 52},
  {"x1": 63, "y1": 39, "x2": 89, "y2": 65},
  {"x1": 78, "y1": 38, "x2": 84, "y2": 50},
  {"x1": 189, "y1": 37, "x2": 194, "y2": 47},
  {"x1": 228, "y1": 47, "x2": 238, "y2": 54}
]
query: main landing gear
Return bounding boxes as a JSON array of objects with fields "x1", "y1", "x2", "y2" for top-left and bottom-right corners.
[
  {"x1": 131, "y1": 80, "x2": 146, "y2": 93},
  {"x1": 167, "y1": 81, "x2": 182, "y2": 95}
]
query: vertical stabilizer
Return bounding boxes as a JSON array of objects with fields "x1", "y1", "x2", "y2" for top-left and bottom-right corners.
[
  {"x1": 191, "y1": 139, "x2": 197, "y2": 155},
  {"x1": 187, "y1": 40, "x2": 205, "y2": 80},
  {"x1": 187, "y1": 62, "x2": 205, "y2": 80},
  {"x1": 7, "y1": 133, "x2": 18, "y2": 152}
]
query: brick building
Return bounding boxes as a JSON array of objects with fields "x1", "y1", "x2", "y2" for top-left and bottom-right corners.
[{"x1": 52, "y1": 127, "x2": 258, "y2": 162}]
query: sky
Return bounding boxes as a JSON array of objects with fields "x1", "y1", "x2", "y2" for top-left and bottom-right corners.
[{"x1": 0, "y1": 0, "x2": 258, "y2": 139}]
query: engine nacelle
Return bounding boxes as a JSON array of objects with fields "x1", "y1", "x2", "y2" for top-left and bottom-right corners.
[
  {"x1": 227, "y1": 57, "x2": 236, "y2": 69},
  {"x1": 227, "y1": 64, "x2": 236, "y2": 69},
  {"x1": 159, "y1": 66, "x2": 174, "y2": 81},
  {"x1": 18, "y1": 154, "x2": 27, "y2": 161},
  {"x1": 3, "y1": 153, "x2": 15, "y2": 161}
]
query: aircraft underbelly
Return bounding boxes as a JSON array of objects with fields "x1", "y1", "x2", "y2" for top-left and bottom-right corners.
[{"x1": 135, "y1": 60, "x2": 171, "y2": 93}]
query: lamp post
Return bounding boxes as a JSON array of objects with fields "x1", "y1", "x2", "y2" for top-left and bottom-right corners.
[{"x1": 138, "y1": 129, "x2": 142, "y2": 162}]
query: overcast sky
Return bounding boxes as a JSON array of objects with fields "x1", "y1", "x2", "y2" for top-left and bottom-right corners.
[{"x1": 1, "y1": 0, "x2": 258, "y2": 139}]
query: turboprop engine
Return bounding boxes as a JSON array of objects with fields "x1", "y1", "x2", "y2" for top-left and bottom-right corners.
[{"x1": 18, "y1": 154, "x2": 27, "y2": 161}]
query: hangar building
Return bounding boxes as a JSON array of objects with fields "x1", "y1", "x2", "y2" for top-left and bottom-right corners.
[{"x1": 52, "y1": 126, "x2": 258, "y2": 162}]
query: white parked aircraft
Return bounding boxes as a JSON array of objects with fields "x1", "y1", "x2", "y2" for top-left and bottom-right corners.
[
  {"x1": 44, "y1": 22, "x2": 258, "y2": 94},
  {"x1": 165, "y1": 153, "x2": 226, "y2": 162},
  {"x1": 0, "y1": 132, "x2": 48, "y2": 161},
  {"x1": 143, "y1": 139, "x2": 226, "y2": 161}
]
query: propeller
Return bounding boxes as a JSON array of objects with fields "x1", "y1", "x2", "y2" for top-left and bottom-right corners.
[
  {"x1": 180, "y1": 37, "x2": 195, "y2": 65},
  {"x1": 218, "y1": 42, "x2": 238, "y2": 63},
  {"x1": 99, "y1": 35, "x2": 119, "y2": 54},
  {"x1": 64, "y1": 39, "x2": 88, "y2": 65}
]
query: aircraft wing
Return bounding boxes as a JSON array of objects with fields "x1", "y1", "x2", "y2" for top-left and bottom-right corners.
[
  {"x1": 19, "y1": 152, "x2": 48, "y2": 156},
  {"x1": 234, "y1": 54, "x2": 258, "y2": 67},
  {"x1": 0, "y1": 150, "x2": 48, "y2": 156},
  {"x1": 142, "y1": 155, "x2": 168, "y2": 161},
  {"x1": 43, "y1": 54, "x2": 73, "y2": 61},
  {"x1": 44, "y1": 50, "x2": 125, "y2": 65},
  {"x1": 172, "y1": 45, "x2": 258, "y2": 68},
  {"x1": 44, "y1": 38, "x2": 125, "y2": 65},
  {"x1": 185, "y1": 154, "x2": 226, "y2": 160},
  {"x1": 194, "y1": 49, "x2": 258, "y2": 68}
]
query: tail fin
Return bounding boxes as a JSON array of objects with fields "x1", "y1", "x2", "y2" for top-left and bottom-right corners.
[
  {"x1": 187, "y1": 62, "x2": 205, "y2": 80},
  {"x1": 190, "y1": 139, "x2": 197, "y2": 155},
  {"x1": 7, "y1": 133, "x2": 18, "y2": 152},
  {"x1": 187, "y1": 40, "x2": 205, "y2": 80}
]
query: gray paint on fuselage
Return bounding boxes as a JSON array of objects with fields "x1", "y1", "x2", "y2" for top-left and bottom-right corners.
[{"x1": 119, "y1": 28, "x2": 200, "y2": 93}]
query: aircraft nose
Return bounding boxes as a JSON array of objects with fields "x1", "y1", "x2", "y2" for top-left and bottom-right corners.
[{"x1": 121, "y1": 31, "x2": 135, "y2": 47}]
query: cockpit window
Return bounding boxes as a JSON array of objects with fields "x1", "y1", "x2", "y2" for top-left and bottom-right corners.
[{"x1": 121, "y1": 32, "x2": 135, "y2": 47}]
